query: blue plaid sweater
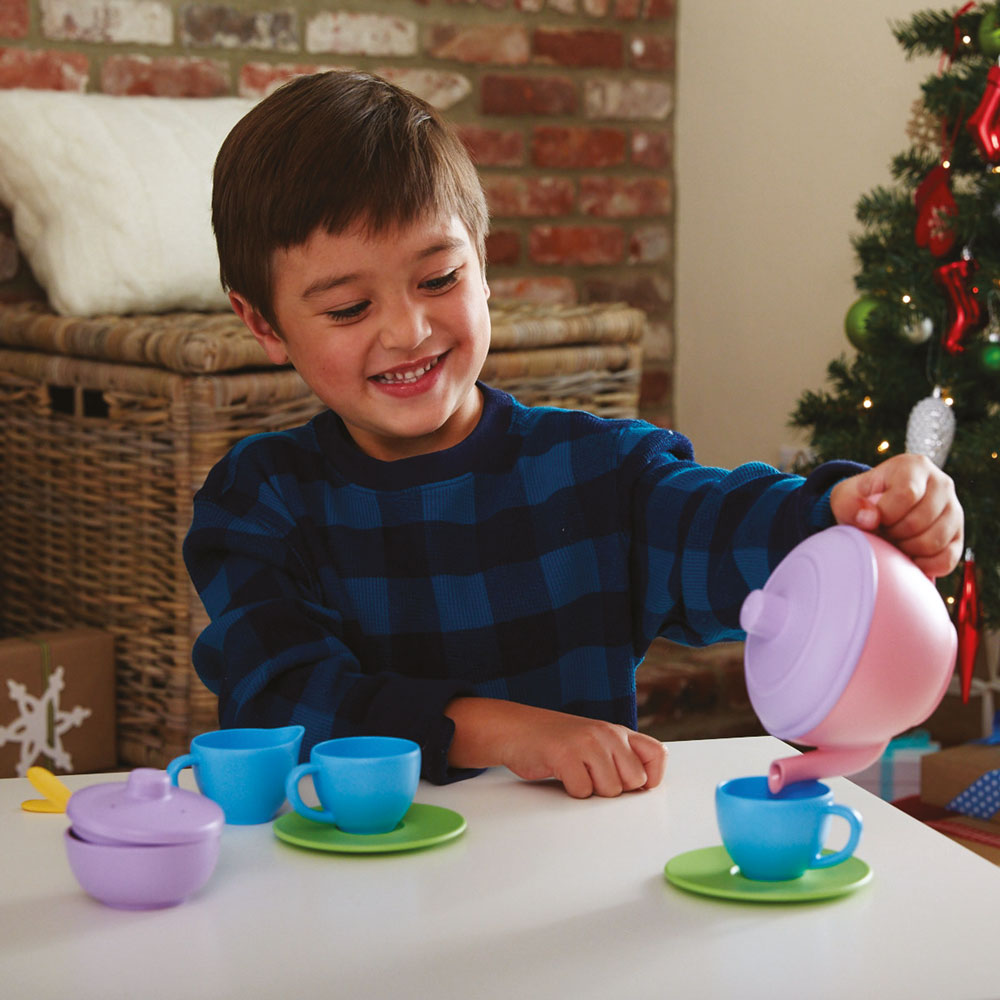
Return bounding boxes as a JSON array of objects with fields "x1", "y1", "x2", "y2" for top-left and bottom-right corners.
[{"x1": 184, "y1": 384, "x2": 862, "y2": 783}]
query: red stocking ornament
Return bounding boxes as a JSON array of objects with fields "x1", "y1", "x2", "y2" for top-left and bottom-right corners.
[
  {"x1": 935, "y1": 250, "x2": 983, "y2": 354},
  {"x1": 915, "y1": 163, "x2": 958, "y2": 256},
  {"x1": 956, "y1": 549, "x2": 980, "y2": 704},
  {"x1": 966, "y1": 64, "x2": 1000, "y2": 162}
]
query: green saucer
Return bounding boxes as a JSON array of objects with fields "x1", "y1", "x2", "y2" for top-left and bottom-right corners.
[
  {"x1": 273, "y1": 802, "x2": 466, "y2": 854},
  {"x1": 664, "y1": 846, "x2": 872, "y2": 903}
]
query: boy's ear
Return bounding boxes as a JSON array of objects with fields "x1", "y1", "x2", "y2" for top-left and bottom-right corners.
[{"x1": 228, "y1": 291, "x2": 289, "y2": 366}]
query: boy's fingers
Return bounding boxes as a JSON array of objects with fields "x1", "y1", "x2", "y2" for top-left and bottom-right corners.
[
  {"x1": 630, "y1": 733, "x2": 668, "y2": 789},
  {"x1": 559, "y1": 759, "x2": 596, "y2": 799}
]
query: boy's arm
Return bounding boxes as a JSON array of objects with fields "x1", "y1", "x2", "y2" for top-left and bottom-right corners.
[
  {"x1": 184, "y1": 487, "x2": 478, "y2": 786},
  {"x1": 444, "y1": 697, "x2": 668, "y2": 799},
  {"x1": 829, "y1": 453, "x2": 963, "y2": 577}
]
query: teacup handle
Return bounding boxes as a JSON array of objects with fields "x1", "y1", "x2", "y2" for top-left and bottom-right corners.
[
  {"x1": 285, "y1": 762, "x2": 337, "y2": 825},
  {"x1": 810, "y1": 803, "x2": 863, "y2": 869},
  {"x1": 166, "y1": 753, "x2": 196, "y2": 786}
]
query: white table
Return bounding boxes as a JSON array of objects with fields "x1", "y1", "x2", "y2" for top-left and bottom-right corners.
[{"x1": 2, "y1": 736, "x2": 998, "y2": 1000}]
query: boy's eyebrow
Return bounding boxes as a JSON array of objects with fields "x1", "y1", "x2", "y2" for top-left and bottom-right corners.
[{"x1": 301, "y1": 237, "x2": 468, "y2": 300}]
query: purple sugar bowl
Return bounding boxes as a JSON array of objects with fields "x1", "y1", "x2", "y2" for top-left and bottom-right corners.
[{"x1": 65, "y1": 767, "x2": 224, "y2": 910}]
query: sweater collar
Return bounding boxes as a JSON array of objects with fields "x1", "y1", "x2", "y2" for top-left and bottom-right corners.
[{"x1": 316, "y1": 383, "x2": 515, "y2": 490}]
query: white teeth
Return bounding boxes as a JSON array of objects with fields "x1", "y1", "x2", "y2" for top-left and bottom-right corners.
[{"x1": 374, "y1": 356, "x2": 439, "y2": 384}]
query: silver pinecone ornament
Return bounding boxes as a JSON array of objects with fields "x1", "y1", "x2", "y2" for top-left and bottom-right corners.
[{"x1": 905, "y1": 386, "x2": 955, "y2": 468}]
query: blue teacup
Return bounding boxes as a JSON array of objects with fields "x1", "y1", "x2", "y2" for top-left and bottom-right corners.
[
  {"x1": 285, "y1": 736, "x2": 421, "y2": 834},
  {"x1": 715, "y1": 776, "x2": 863, "y2": 881},
  {"x1": 166, "y1": 725, "x2": 305, "y2": 825}
]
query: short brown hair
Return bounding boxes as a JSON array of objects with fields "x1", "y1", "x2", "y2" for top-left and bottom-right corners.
[{"x1": 212, "y1": 71, "x2": 489, "y2": 330}]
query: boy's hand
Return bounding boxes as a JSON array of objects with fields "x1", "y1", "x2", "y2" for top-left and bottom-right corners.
[
  {"x1": 445, "y1": 697, "x2": 668, "y2": 799},
  {"x1": 829, "y1": 453, "x2": 963, "y2": 578}
]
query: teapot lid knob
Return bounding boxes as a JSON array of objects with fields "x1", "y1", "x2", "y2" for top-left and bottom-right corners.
[{"x1": 740, "y1": 590, "x2": 788, "y2": 641}]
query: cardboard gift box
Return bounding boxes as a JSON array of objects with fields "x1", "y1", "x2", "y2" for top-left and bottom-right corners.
[
  {"x1": 0, "y1": 628, "x2": 116, "y2": 777},
  {"x1": 920, "y1": 742, "x2": 1000, "y2": 826}
]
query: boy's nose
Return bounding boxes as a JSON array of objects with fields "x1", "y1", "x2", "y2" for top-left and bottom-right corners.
[{"x1": 378, "y1": 301, "x2": 432, "y2": 352}]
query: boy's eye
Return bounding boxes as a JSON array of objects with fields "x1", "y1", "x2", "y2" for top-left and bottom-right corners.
[
  {"x1": 326, "y1": 301, "x2": 369, "y2": 322},
  {"x1": 422, "y1": 268, "x2": 460, "y2": 292}
]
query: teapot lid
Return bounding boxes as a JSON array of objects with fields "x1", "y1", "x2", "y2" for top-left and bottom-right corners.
[
  {"x1": 741, "y1": 525, "x2": 877, "y2": 739},
  {"x1": 66, "y1": 768, "x2": 224, "y2": 846}
]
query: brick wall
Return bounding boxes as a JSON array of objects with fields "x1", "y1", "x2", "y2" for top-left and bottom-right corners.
[{"x1": 0, "y1": 0, "x2": 675, "y2": 424}]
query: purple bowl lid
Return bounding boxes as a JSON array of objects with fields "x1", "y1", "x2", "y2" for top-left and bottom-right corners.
[
  {"x1": 740, "y1": 525, "x2": 877, "y2": 740},
  {"x1": 66, "y1": 768, "x2": 224, "y2": 846}
]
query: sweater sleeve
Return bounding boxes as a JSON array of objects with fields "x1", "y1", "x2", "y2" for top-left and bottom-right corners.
[
  {"x1": 619, "y1": 424, "x2": 865, "y2": 648},
  {"x1": 183, "y1": 455, "x2": 479, "y2": 785}
]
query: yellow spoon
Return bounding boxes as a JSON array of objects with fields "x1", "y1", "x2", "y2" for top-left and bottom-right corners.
[{"x1": 21, "y1": 766, "x2": 72, "y2": 813}]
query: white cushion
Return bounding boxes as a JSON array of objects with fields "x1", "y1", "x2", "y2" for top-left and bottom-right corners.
[{"x1": 0, "y1": 90, "x2": 257, "y2": 316}]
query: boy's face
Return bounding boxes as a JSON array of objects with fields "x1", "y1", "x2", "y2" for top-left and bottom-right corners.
[{"x1": 232, "y1": 212, "x2": 491, "y2": 462}]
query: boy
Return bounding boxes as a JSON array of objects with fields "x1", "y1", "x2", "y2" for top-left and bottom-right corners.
[{"x1": 185, "y1": 71, "x2": 963, "y2": 799}]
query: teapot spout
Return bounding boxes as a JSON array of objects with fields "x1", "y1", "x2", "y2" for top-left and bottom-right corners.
[{"x1": 768, "y1": 742, "x2": 889, "y2": 794}]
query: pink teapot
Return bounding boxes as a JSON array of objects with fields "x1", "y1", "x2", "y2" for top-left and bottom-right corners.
[{"x1": 740, "y1": 524, "x2": 957, "y2": 793}]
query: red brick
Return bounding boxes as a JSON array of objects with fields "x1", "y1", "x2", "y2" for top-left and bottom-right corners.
[
  {"x1": 306, "y1": 11, "x2": 416, "y2": 57},
  {"x1": 485, "y1": 229, "x2": 520, "y2": 266},
  {"x1": 0, "y1": 47, "x2": 88, "y2": 90},
  {"x1": 642, "y1": 0, "x2": 675, "y2": 20},
  {"x1": 614, "y1": 0, "x2": 642, "y2": 18},
  {"x1": 631, "y1": 128, "x2": 671, "y2": 168},
  {"x1": 628, "y1": 224, "x2": 669, "y2": 264},
  {"x1": 427, "y1": 24, "x2": 528, "y2": 65},
  {"x1": 583, "y1": 273, "x2": 670, "y2": 313},
  {"x1": 0, "y1": 0, "x2": 28, "y2": 38},
  {"x1": 101, "y1": 54, "x2": 229, "y2": 96},
  {"x1": 239, "y1": 61, "x2": 329, "y2": 99},
  {"x1": 181, "y1": 5, "x2": 297, "y2": 51},
  {"x1": 373, "y1": 67, "x2": 471, "y2": 109},
  {"x1": 630, "y1": 33, "x2": 674, "y2": 71},
  {"x1": 483, "y1": 175, "x2": 575, "y2": 217},
  {"x1": 580, "y1": 176, "x2": 671, "y2": 217},
  {"x1": 42, "y1": 0, "x2": 172, "y2": 45},
  {"x1": 481, "y1": 73, "x2": 576, "y2": 116},
  {"x1": 531, "y1": 125, "x2": 625, "y2": 168},
  {"x1": 457, "y1": 125, "x2": 524, "y2": 166},
  {"x1": 533, "y1": 28, "x2": 623, "y2": 69},
  {"x1": 529, "y1": 225, "x2": 625, "y2": 266},
  {"x1": 584, "y1": 78, "x2": 671, "y2": 120},
  {"x1": 489, "y1": 275, "x2": 577, "y2": 304}
]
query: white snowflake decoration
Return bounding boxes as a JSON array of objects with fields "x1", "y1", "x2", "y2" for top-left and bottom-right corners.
[{"x1": 0, "y1": 665, "x2": 91, "y2": 776}]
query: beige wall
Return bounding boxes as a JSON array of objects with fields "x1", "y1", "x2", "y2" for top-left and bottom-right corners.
[{"x1": 676, "y1": 1, "x2": 935, "y2": 469}]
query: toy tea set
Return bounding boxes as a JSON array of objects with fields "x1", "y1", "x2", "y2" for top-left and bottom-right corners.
[
  {"x1": 40, "y1": 726, "x2": 465, "y2": 910},
  {"x1": 29, "y1": 524, "x2": 958, "y2": 909},
  {"x1": 664, "y1": 525, "x2": 958, "y2": 902}
]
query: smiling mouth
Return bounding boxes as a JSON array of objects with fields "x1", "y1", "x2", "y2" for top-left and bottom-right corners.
[{"x1": 370, "y1": 354, "x2": 443, "y2": 385}]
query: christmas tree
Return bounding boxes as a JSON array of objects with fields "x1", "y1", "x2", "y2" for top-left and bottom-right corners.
[{"x1": 791, "y1": 4, "x2": 1000, "y2": 671}]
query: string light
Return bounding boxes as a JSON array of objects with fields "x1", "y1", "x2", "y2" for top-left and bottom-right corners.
[
  {"x1": 862, "y1": 396, "x2": 873, "y2": 409},
  {"x1": 901, "y1": 294, "x2": 912, "y2": 304},
  {"x1": 877, "y1": 440, "x2": 891, "y2": 453}
]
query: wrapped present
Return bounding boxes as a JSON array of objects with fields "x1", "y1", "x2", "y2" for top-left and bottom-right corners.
[
  {"x1": 920, "y1": 722, "x2": 1000, "y2": 826},
  {"x1": 0, "y1": 628, "x2": 116, "y2": 777},
  {"x1": 850, "y1": 729, "x2": 939, "y2": 801}
]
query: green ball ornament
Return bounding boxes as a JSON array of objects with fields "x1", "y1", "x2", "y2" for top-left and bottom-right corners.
[
  {"x1": 980, "y1": 9, "x2": 1000, "y2": 58},
  {"x1": 981, "y1": 333, "x2": 1000, "y2": 374},
  {"x1": 844, "y1": 297, "x2": 878, "y2": 351}
]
